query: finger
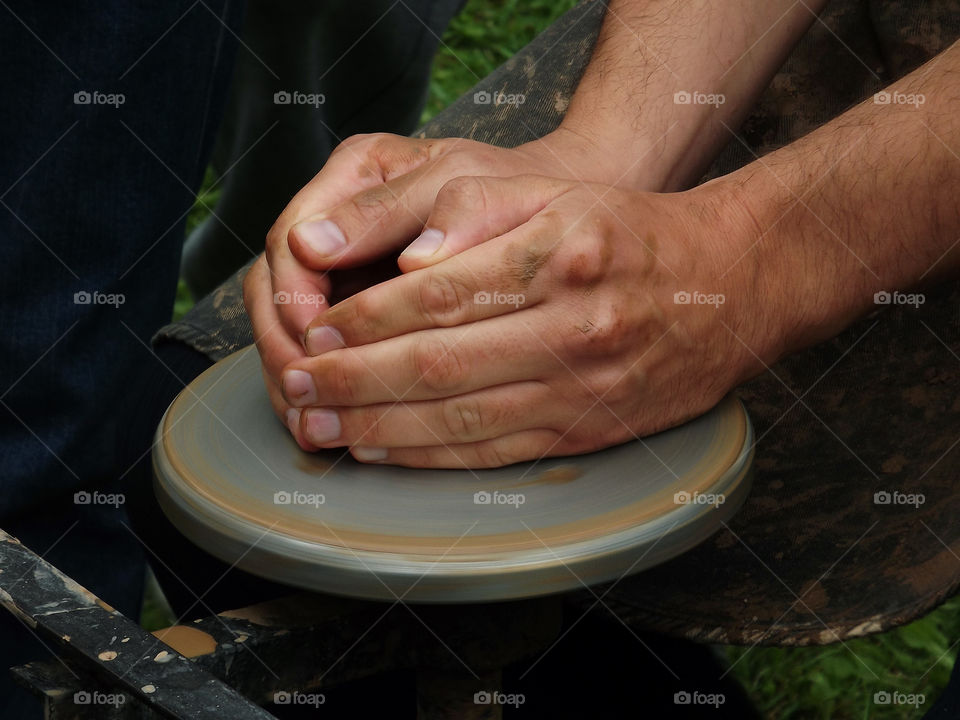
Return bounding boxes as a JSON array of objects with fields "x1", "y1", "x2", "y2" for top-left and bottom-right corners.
[
  {"x1": 303, "y1": 207, "x2": 566, "y2": 354},
  {"x1": 262, "y1": 367, "x2": 318, "y2": 452},
  {"x1": 296, "y1": 381, "x2": 553, "y2": 448},
  {"x1": 243, "y1": 255, "x2": 310, "y2": 381},
  {"x1": 397, "y1": 175, "x2": 573, "y2": 272},
  {"x1": 284, "y1": 317, "x2": 556, "y2": 407},
  {"x1": 349, "y1": 429, "x2": 564, "y2": 469},
  {"x1": 287, "y1": 154, "x2": 456, "y2": 270},
  {"x1": 267, "y1": 134, "x2": 447, "y2": 340}
]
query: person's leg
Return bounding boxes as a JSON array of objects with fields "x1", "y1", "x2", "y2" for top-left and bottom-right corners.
[
  {"x1": 0, "y1": 2, "x2": 243, "y2": 716},
  {"x1": 181, "y1": 0, "x2": 466, "y2": 300}
]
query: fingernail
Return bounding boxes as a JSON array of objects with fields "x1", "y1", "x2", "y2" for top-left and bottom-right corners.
[
  {"x1": 353, "y1": 446, "x2": 388, "y2": 462},
  {"x1": 303, "y1": 408, "x2": 341, "y2": 444},
  {"x1": 282, "y1": 369, "x2": 316, "y2": 406},
  {"x1": 285, "y1": 408, "x2": 301, "y2": 435},
  {"x1": 295, "y1": 219, "x2": 347, "y2": 256},
  {"x1": 304, "y1": 325, "x2": 345, "y2": 355},
  {"x1": 400, "y1": 228, "x2": 445, "y2": 260}
]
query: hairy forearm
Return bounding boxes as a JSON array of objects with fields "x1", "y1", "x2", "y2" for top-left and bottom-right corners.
[
  {"x1": 722, "y1": 38, "x2": 960, "y2": 365},
  {"x1": 556, "y1": 0, "x2": 829, "y2": 191}
]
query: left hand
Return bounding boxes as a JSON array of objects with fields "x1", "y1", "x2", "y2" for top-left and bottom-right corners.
[{"x1": 278, "y1": 174, "x2": 774, "y2": 467}]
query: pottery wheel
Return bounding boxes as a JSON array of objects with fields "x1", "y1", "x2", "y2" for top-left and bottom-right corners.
[{"x1": 153, "y1": 346, "x2": 754, "y2": 603}]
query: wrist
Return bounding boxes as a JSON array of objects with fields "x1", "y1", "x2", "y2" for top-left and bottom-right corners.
[
  {"x1": 520, "y1": 123, "x2": 669, "y2": 192},
  {"x1": 691, "y1": 174, "x2": 800, "y2": 380}
]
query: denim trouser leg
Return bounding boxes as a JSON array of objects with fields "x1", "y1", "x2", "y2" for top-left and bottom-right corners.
[{"x1": 0, "y1": 2, "x2": 244, "y2": 717}]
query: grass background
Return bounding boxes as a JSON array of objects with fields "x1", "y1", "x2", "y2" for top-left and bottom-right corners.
[{"x1": 159, "y1": 1, "x2": 960, "y2": 717}]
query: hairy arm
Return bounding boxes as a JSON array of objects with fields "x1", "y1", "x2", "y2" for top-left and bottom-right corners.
[
  {"x1": 717, "y1": 38, "x2": 960, "y2": 368},
  {"x1": 554, "y1": 0, "x2": 830, "y2": 190}
]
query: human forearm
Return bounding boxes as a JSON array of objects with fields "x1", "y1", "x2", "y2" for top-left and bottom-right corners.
[
  {"x1": 719, "y1": 38, "x2": 960, "y2": 367},
  {"x1": 551, "y1": 0, "x2": 829, "y2": 191}
]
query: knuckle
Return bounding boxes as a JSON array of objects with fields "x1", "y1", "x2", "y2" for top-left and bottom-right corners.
[
  {"x1": 351, "y1": 405, "x2": 385, "y2": 445},
  {"x1": 347, "y1": 183, "x2": 397, "y2": 225},
  {"x1": 475, "y1": 441, "x2": 521, "y2": 469},
  {"x1": 332, "y1": 132, "x2": 379, "y2": 157},
  {"x1": 331, "y1": 290, "x2": 381, "y2": 339},
  {"x1": 437, "y1": 175, "x2": 486, "y2": 211},
  {"x1": 327, "y1": 355, "x2": 363, "y2": 404},
  {"x1": 414, "y1": 336, "x2": 466, "y2": 393},
  {"x1": 417, "y1": 273, "x2": 470, "y2": 326},
  {"x1": 554, "y1": 226, "x2": 610, "y2": 288},
  {"x1": 440, "y1": 396, "x2": 488, "y2": 441},
  {"x1": 566, "y1": 301, "x2": 630, "y2": 355},
  {"x1": 265, "y1": 223, "x2": 287, "y2": 257}
]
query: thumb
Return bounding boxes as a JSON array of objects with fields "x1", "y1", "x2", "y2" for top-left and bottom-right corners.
[{"x1": 397, "y1": 175, "x2": 574, "y2": 272}]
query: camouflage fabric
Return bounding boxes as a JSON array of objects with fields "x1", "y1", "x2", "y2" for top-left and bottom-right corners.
[{"x1": 154, "y1": 0, "x2": 960, "y2": 645}]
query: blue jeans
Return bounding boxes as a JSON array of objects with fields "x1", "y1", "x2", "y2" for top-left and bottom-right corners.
[
  {"x1": 0, "y1": 2, "x2": 245, "y2": 716},
  {"x1": 0, "y1": 1, "x2": 462, "y2": 716}
]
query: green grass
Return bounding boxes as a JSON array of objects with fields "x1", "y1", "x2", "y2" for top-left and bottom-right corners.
[
  {"x1": 724, "y1": 596, "x2": 960, "y2": 719},
  {"x1": 421, "y1": 0, "x2": 579, "y2": 121},
  {"x1": 160, "y1": 1, "x2": 959, "y2": 715}
]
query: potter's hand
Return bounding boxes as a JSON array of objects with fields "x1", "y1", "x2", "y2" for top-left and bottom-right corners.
[
  {"x1": 244, "y1": 130, "x2": 617, "y2": 449},
  {"x1": 278, "y1": 174, "x2": 769, "y2": 467}
]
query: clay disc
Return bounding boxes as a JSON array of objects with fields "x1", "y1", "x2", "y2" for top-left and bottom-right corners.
[{"x1": 153, "y1": 346, "x2": 754, "y2": 603}]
